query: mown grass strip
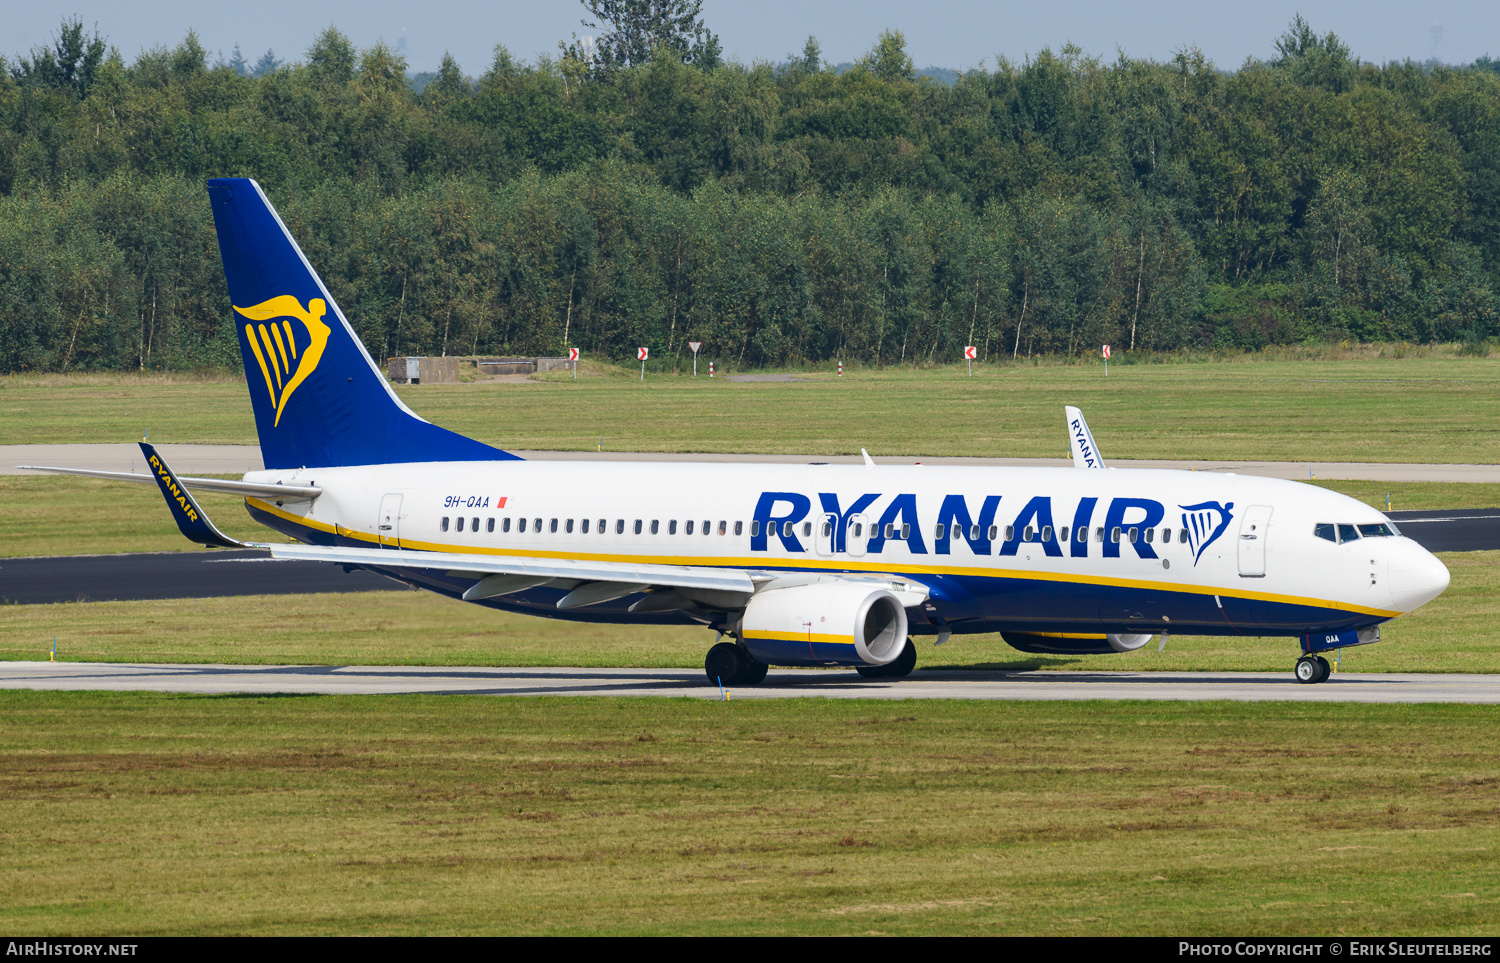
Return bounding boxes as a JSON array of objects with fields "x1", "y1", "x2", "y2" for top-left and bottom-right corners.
[
  {"x1": 6, "y1": 357, "x2": 1500, "y2": 462},
  {"x1": 0, "y1": 692, "x2": 1495, "y2": 935}
]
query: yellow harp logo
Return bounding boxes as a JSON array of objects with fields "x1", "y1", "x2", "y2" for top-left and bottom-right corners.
[{"x1": 233, "y1": 296, "x2": 332, "y2": 427}]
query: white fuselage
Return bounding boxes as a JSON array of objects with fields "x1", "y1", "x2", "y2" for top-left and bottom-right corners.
[{"x1": 240, "y1": 460, "x2": 1450, "y2": 637}]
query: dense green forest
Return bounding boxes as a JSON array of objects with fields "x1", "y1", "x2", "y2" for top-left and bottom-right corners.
[{"x1": 3, "y1": 14, "x2": 1500, "y2": 372}]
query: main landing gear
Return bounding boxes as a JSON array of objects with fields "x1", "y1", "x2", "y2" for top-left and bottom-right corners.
[
  {"x1": 705, "y1": 641, "x2": 768, "y2": 687},
  {"x1": 855, "y1": 640, "x2": 917, "y2": 679},
  {"x1": 1295, "y1": 654, "x2": 1332, "y2": 684}
]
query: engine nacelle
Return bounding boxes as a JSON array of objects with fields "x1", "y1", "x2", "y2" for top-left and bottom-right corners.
[
  {"x1": 739, "y1": 579, "x2": 908, "y2": 667},
  {"x1": 1001, "y1": 631, "x2": 1154, "y2": 655}
]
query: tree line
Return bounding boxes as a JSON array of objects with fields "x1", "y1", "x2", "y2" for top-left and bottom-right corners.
[{"x1": 3, "y1": 15, "x2": 1500, "y2": 371}]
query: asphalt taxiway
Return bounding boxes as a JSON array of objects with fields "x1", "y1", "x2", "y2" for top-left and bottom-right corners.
[{"x1": 2, "y1": 662, "x2": 1497, "y2": 704}]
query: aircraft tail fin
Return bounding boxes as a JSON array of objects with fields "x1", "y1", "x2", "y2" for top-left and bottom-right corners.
[
  {"x1": 205, "y1": 178, "x2": 518, "y2": 469},
  {"x1": 1065, "y1": 406, "x2": 1106, "y2": 469}
]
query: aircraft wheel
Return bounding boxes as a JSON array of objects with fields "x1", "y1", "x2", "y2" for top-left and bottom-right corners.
[
  {"x1": 741, "y1": 661, "x2": 769, "y2": 685},
  {"x1": 706, "y1": 642, "x2": 749, "y2": 685},
  {"x1": 854, "y1": 641, "x2": 918, "y2": 680},
  {"x1": 1295, "y1": 656, "x2": 1321, "y2": 684},
  {"x1": 1315, "y1": 656, "x2": 1332, "y2": 683},
  {"x1": 884, "y1": 640, "x2": 918, "y2": 678}
]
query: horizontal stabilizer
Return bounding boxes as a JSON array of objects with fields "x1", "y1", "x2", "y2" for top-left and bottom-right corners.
[{"x1": 17, "y1": 464, "x2": 320, "y2": 501}]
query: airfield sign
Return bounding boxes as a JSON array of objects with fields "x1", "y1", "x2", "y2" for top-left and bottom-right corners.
[
  {"x1": 964, "y1": 345, "x2": 977, "y2": 376},
  {"x1": 569, "y1": 346, "x2": 579, "y2": 379},
  {"x1": 688, "y1": 340, "x2": 702, "y2": 376},
  {"x1": 1103, "y1": 343, "x2": 1111, "y2": 376},
  {"x1": 638, "y1": 346, "x2": 648, "y2": 381}
]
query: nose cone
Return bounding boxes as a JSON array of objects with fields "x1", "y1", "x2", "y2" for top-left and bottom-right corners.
[{"x1": 1390, "y1": 541, "x2": 1450, "y2": 612}]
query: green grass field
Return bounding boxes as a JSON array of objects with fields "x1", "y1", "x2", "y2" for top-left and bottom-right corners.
[
  {"x1": 5, "y1": 355, "x2": 1500, "y2": 462},
  {"x1": 3, "y1": 550, "x2": 1495, "y2": 673},
  {"x1": 1, "y1": 691, "x2": 1495, "y2": 935}
]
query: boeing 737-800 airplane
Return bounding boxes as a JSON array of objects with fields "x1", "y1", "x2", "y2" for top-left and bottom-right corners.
[{"x1": 24, "y1": 179, "x2": 1451, "y2": 685}]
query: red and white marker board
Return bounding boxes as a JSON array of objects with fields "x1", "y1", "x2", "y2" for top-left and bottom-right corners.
[
  {"x1": 1102, "y1": 344, "x2": 1111, "y2": 358},
  {"x1": 638, "y1": 347, "x2": 649, "y2": 361},
  {"x1": 964, "y1": 346, "x2": 977, "y2": 359},
  {"x1": 568, "y1": 347, "x2": 579, "y2": 361}
]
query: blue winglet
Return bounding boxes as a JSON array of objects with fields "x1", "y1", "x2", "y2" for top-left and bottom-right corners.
[
  {"x1": 205, "y1": 178, "x2": 520, "y2": 469},
  {"x1": 140, "y1": 442, "x2": 247, "y2": 549}
]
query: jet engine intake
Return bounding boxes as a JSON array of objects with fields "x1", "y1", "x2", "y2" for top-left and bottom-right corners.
[{"x1": 739, "y1": 580, "x2": 908, "y2": 667}]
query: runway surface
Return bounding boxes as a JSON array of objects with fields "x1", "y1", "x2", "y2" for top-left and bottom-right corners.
[
  {"x1": 9, "y1": 443, "x2": 1500, "y2": 482},
  {"x1": 1, "y1": 508, "x2": 1489, "y2": 605},
  {"x1": 2, "y1": 661, "x2": 1496, "y2": 703}
]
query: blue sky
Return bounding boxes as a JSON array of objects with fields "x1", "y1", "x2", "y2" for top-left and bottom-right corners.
[{"x1": 7, "y1": 1, "x2": 1498, "y2": 76}]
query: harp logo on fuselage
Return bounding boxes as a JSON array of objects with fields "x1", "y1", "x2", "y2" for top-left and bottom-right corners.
[{"x1": 233, "y1": 295, "x2": 332, "y2": 427}]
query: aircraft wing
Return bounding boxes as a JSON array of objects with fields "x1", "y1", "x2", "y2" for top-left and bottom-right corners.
[
  {"x1": 266, "y1": 541, "x2": 758, "y2": 595},
  {"x1": 1065, "y1": 405, "x2": 1107, "y2": 469}
]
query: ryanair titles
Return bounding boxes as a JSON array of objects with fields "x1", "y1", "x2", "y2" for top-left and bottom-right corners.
[{"x1": 751, "y1": 491, "x2": 1235, "y2": 564}]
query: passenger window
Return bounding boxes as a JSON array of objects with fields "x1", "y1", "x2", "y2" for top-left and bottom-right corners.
[
  {"x1": 1128, "y1": 527, "x2": 1138, "y2": 543},
  {"x1": 503, "y1": 517, "x2": 511, "y2": 533},
  {"x1": 1144, "y1": 527, "x2": 1153, "y2": 543},
  {"x1": 900, "y1": 524, "x2": 910, "y2": 540},
  {"x1": 1023, "y1": 526, "x2": 1034, "y2": 542},
  {"x1": 472, "y1": 516, "x2": 479, "y2": 532},
  {"x1": 1042, "y1": 525, "x2": 1053, "y2": 541},
  {"x1": 749, "y1": 521, "x2": 759, "y2": 537},
  {"x1": 687, "y1": 520, "x2": 696, "y2": 535},
  {"x1": 651, "y1": 520, "x2": 659, "y2": 535},
  {"x1": 634, "y1": 520, "x2": 643, "y2": 535},
  {"x1": 935, "y1": 523, "x2": 947, "y2": 539},
  {"x1": 669, "y1": 520, "x2": 677, "y2": 535},
  {"x1": 487, "y1": 518, "x2": 495, "y2": 533},
  {"x1": 1158, "y1": 528, "x2": 1168, "y2": 543},
  {"x1": 1060, "y1": 526, "x2": 1070, "y2": 542},
  {"x1": 1096, "y1": 527, "x2": 1105, "y2": 542},
  {"x1": 441, "y1": 516, "x2": 450, "y2": 532},
  {"x1": 988, "y1": 525, "x2": 999, "y2": 540},
  {"x1": 598, "y1": 518, "x2": 606, "y2": 533},
  {"x1": 534, "y1": 518, "x2": 542, "y2": 533},
  {"x1": 1178, "y1": 528, "x2": 1188, "y2": 543},
  {"x1": 718, "y1": 521, "x2": 726, "y2": 535},
  {"x1": 616, "y1": 519, "x2": 624, "y2": 534},
  {"x1": 884, "y1": 523, "x2": 895, "y2": 538},
  {"x1": 1314, "y1": 523, "x2": 1336, "y2": 542},
  {"x1": 566, "y1": 519, "x2": 575, "y2": 533},
  {"x1": 821, "y1": 521, "x2": 831, "y2": 537},
  {"x1": 1005, "y1": 525, "x2": 1014, "y2": 541},
  {"x1": 519, "y1": 517, "x2": 527, "y2": 533},
  {"x1": 852, "y1": 522, "x2": 863, "y2": 537},
  {"x1": 582, "y1": 519, "x2": 590, "y2": 533},
  {"x1": 970, "y1": 525, "x2": 980, "y2": 540},
  {"x1": 803, "y1": 522, "x2": 812, "y2": 537},
  {"x1": 1111, "y1": 527, "x2": 1121, "y2": 543},
  {"x1": 702, "y1": 520, "x2": 711, "y2": 535},
  {"x1": 734, "y1": 521, "x2": 743, "y2": 536},
  {"x1": 1338, "y1": 524, "x2": 1360, "y2": 543},
  {"x1": 456, "y1": 517, "x2": 465, "y2": 532}
]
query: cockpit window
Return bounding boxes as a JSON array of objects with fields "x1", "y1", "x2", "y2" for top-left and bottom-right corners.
[
  {"x1": 1314, "y1": 523, "x2": 1336, "y2": 543},
  {"x1": 1358, "y1": 523, "x2": 1398, "y2": 538},
  {"x1": 1337, "y1": 524, "x2": 1360, "y2": 543}
]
